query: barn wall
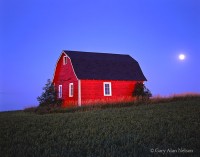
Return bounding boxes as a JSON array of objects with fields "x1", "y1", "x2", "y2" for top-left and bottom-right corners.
[
  {"x1": 81, "y1": 80, "x2": 138, "y2": 105},
  {"x1": 53, "y1": 53, "x2": 78, "y2": 107}
]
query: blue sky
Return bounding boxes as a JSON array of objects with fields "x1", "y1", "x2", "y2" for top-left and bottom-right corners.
[{"x1": 0, "y1": 0, "x2": 200, "y2": 111}]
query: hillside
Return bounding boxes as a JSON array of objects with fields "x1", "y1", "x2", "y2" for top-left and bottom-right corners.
[{"x1": 0, "y1": 97, "x2": 200, "y2": 157}]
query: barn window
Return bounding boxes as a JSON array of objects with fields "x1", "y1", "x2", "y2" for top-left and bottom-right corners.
[
  {"x1": 63, "y1": 56, "x2": 67, "y2": 65},
  {"x1": 103, "y1": 82, "x2": 112, "y2": 96},
  {"x1": 58, "y1": 85, "x2": 62, "y2": 98},
  {"x1": 69, "y1": 83, "x2": 74, "y2": 97}
]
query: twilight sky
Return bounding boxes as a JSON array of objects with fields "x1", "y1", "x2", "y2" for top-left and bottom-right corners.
[{"x1": 0, "y1": 0, "x2": 200, "y2": 111}]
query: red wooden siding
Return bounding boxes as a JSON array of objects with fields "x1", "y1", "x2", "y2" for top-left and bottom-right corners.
[
  {"x1": 53, "y1": 53, "x2": 78, "y2": 107},
  {"x1": 81, "y1": 80, "x2": 138, "y2": 105},
  {"x1": 53, "y1": 52, "x2": 145, "y2": 107}
]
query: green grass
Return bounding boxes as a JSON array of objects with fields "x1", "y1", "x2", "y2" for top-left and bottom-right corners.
[{"x1": 0, "y1": 97, "x2": 200, "y2": 157}]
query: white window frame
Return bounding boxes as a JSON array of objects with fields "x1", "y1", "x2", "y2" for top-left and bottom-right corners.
[
  {"x1": 63, "y1": 56, "x2": 67, "y2": 65},
  {"x1": 58, "y1": 85, "x2": 62, "y2": 98},
  {"x1": 103, "y1": 82, "x2": 112, "y2": 96},
  {"x1": 69, "y1": 83, "x2": 74, "y2": 97}
]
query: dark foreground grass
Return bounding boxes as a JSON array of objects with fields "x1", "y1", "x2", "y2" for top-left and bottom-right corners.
[{"x1": 0, "y1": 97, "x2": 200, "y2": 157}]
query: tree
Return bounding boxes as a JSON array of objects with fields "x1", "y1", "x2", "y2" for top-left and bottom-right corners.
[
  {"x1": 132, "y1": 82, "x2": 152, "y2": 100},
  {"x1": 37, "y1": 79, "x2": 62, "y2": 107}
]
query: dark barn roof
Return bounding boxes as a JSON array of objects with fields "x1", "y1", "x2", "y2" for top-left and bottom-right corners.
[{"x1": 63, "y1": 50, "x2": 147, "y2": 81}]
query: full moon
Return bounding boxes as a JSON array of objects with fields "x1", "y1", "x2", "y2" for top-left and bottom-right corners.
[{"x1": 179, "y1": 54, "x2": 186, "y2": 60}]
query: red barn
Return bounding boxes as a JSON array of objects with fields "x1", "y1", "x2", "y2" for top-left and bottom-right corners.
[{"x1": 53, "y1": 50, "x2": 147, "y2": 107}]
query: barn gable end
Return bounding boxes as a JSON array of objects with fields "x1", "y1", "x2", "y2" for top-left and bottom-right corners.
[{"x1": 53, "y1": 52, "x2": 79, "y2": 107}]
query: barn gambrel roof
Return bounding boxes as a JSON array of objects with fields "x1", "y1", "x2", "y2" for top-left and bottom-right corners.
[{"x1": 63, "y1": 50, "x2": 147, "y2": 81}]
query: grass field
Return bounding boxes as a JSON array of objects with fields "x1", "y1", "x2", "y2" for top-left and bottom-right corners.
[{"x1": 0, "y1": 96, "x2": 200, "y2": 157}]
